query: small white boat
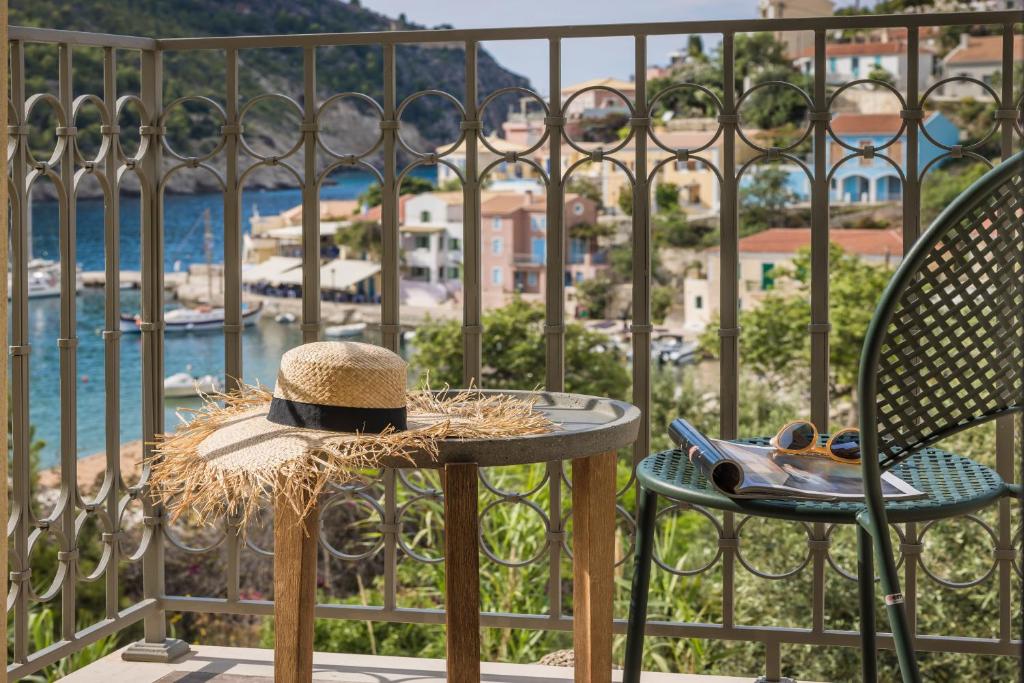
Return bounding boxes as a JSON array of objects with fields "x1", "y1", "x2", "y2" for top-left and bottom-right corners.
[
  {"x1": 275, "y1": 312, "x2": 297, "y2": 324},
  {"x1": 164, "y1": 372, "x2": 222, "y2": 398},
  {"x1": 121, "y1": 301, "x2": 263, "y2": 334},
  {"x1": 8, "y1": 259, "x2": 84, "y2": 299},
  {"x1": 324, "y1": 322, "x2": 367, "y2": 338}
]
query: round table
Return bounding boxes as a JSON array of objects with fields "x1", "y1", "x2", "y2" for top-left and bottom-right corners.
[{"x1": 272, "y1": 390, "x2": 640, "y2": 683}]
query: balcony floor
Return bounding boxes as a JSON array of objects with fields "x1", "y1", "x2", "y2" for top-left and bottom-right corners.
[{"x1": 59, "y1": 644, "x2": 810, "y2": 682}]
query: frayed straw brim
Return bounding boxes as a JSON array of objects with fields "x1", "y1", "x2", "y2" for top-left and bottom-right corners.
[{"x1": 149, "y1": 386, "x2": 553, "y2": 528}]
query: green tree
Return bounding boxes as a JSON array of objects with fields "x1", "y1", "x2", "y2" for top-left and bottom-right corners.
[
  {"x1": 867, "y1": 66, "x2": 895, "y2": 87},
  {"x1": 616, "y1": 185, "x2": 633, "y2": 216},
  {"x1": 921, "y1": 162, "x2": 988, "y2": 225},
  {"x1": 651, "y1": 285, "x2": 674, "y2": 325},
  {"x1": 410, "y1": 298, "x2": 630, "y2": 399},
  {"x1": 699, "y1": 244, "x2": 892, "y2": 395},
  {"x1": 358, "y1": 175, "x2": 435, "y2": 208},
  {"x1": 575, "y1": 274, "x2": 614, "y2": 319},
  {"x1": 648, "y1": 33, "x2": 810, "y2": 130},
  {"x1": 653, "y1": 210, "x2": 710, "y2": 249},
  {"x1": 567, "y1": 177, "x2": 604, "y2": 209},
  {"x1": 686, "y1": 35, "x2": 705, "y2": 62},
  {"x1": 740, "y1": 166, "x2": 796, "y2": 235},
  {"x1": 335, "y1": 220, "x2": 382, "y2": 260},
  {"x1": 655, "y1": 182, "x2": 681, "y2": 212}
]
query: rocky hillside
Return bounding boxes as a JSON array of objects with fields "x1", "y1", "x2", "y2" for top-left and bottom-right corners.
[{"x1": 12, "y1": 0, "x2": 530, "y2": 195}]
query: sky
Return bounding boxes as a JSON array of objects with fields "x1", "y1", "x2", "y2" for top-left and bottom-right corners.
[{"x1": 362, "y1": 0, "x2": 865, "y2": 95}]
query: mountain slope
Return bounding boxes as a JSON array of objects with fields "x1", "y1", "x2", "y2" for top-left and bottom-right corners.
[{"x1": 12, "y1": 0, "x2": 530, "y2": 192}]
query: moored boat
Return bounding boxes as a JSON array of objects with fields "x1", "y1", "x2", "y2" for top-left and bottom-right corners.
[
  {"x1": 324, "y1": 322, "x2": 367, "y2": 338},
  {"x1": 120, "y1": 301, "x2": 263, "y2": 333},
  {"x1": 164, "y1": 371, "x2": 222, "y2": 398},
  {"x1": 8, "y1": 259, "x2": 84, "y2": 299}
]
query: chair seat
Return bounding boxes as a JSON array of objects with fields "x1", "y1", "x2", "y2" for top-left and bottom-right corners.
[{"x1": 637, "y1": 437, "x2": 1006, "y2": 524}]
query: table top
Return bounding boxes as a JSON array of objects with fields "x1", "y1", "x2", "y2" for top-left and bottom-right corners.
[{"x1": 383, "y1": 389, "x2": 641, "y2": 468}]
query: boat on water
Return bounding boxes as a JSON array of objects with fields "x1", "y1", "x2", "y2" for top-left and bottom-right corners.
[
  {"x1": 120, "y1": 301, "x2": 263, "y2": 334},
  {"x1": 164, "y1": 371, "x2": 222, "y2": 398},
  {"x1": 275, "y1": 312, "x2": 297, "y2": 324},
  {"x1": 324, "y1": 322, "x2": 367, "y2": 338},
  {"x1": 8, "y1": 259, "x2": 84, "y2": 299}
]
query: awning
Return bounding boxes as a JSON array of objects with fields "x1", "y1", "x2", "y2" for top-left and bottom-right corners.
[
  {"x1": 399, "y1": 224, "x2": 448, "y2": 234},
  {"x1": 265, "y1": 220, "x2": 350, "y2": 241},
  {"x1": 241, "y1": 256, "x2": 302, "y2": 284},
  {"x1": 276, "y1": 259, "x2": 381, "y2": 290}
]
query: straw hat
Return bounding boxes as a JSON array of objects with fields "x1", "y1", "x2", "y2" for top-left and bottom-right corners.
[{"x1": 150, "y1": 341, "x2": 551, "y2": 526}]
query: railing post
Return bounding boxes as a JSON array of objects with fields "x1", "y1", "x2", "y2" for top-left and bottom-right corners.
[
  {"x1": 717, "y1": 31, "x2": 739, "y2": 634},
  {"x1": 380, "y1": 42, "x2": 400, "y2": 614},
  {"x1": 993, "y1": 20, "x2": 1019, "y2": 647},
  {"x1": 808, "y1": 29, "x2": 831, "y2": 639},
  {"x1": 123, "y1": 47, "x2": 189, "y2": 663},
  {"x1": 545, "y1": 36, "x2": 565, "y2": 626},
  {"x1": 102, "y1": 44, "x2": 122, "y2": 622},
  {"x1": 57, "y1": 41, "x2": 79, "y2": 644},
  {"x1": 808, "y1": 28, "x2": 830, "y2": 434},
  {"x1": 899, "y1": 28, "x2": 922, "y2": 638},
  {"x1": 631, "y1": 34, "x2": 652, "y2": 470},
  {"x1": 8, "y1": 37, "x2": 31, "y2": 666},
  {"x1": 462, "y1": 40, "x2": 482, "y2": 387},
  {"x1": 301, "y1": 47, "x2": 320, "y2": 343},
  {"x1": 0, "y1": 6, "x2": 9, "y2": 677},
  {"x1": 222, "y1": 47, "x2": 244, "y2": 604}
]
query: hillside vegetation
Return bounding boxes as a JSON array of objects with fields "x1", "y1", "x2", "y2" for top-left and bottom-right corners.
[{"x1": 12, "y1": 0, "x2": 529, "y2": 193}]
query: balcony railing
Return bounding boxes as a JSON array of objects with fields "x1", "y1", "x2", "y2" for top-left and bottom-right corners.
[{"x1": 5, "y1": 9, "x2": 1023, "y2": 682}]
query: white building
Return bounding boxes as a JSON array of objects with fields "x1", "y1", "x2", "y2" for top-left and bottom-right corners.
[
  {"x1": 682, "y1": 228, "x2": 903, "y2": 333},
  {"x1": 941, "y1": 33, "x2": 1023, "y2": 100},
  {"x1": 400, "y1": 192, "x2": 464, "y2": 286},
  {"x1": 792, "y1": 39, "x2": 937, "y2": 90}
]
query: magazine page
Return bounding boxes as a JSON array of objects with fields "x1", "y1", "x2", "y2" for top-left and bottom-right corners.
[
  {"x1": 668, "y1": 417, "x2": 924, "y2": 501},
  {"x1": 708, "y1": 439, "x2": 924, "y2": 501}
]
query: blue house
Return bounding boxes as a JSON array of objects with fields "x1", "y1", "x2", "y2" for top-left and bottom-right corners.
[{"x1": 777, "y1": 111, "x2": 959, "y2": 205}]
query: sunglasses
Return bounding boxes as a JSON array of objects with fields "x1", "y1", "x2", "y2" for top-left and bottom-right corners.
[{"x1": 770, "y1": 420, "x2": 861, "y2": 464}]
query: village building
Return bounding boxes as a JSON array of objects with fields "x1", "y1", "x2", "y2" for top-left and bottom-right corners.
[{"x1": 682, "y1": 227, "x2": 904, "y2": 332}]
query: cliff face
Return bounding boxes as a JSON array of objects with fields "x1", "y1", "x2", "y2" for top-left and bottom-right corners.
[{"x1": 13, "y1": 0, "x2": 531, "y2": 196}]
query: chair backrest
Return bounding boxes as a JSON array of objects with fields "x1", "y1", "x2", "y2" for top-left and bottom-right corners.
[{"x1": 859, "y1": 151, "x2": 1024, "y2": 471}]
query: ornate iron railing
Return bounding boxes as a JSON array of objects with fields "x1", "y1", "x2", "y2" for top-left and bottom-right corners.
[{"x1": 6, "y1": 10, "x2": 1023, "y2": 681}]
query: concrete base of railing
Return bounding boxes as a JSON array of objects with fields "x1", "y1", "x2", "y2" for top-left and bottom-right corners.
[
  {"x1": 121, "y1": 638, "x2": 191, "y2": 663},
  {"x1": 754, "y1": 677, "x2": 796, "y2": 683}
]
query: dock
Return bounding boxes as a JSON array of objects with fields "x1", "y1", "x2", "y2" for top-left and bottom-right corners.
[{"x1": 81, "y1": 271, "x2": 189, "y2": 290}]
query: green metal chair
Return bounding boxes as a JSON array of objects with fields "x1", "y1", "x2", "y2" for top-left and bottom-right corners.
[{"x1": 623, "y1": 150, "x2": 1024, "y2": 683}]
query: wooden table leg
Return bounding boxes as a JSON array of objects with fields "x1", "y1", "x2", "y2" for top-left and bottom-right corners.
[
  {"x1": 443, "y1": 462, "x2": 481, "y2": 683},
  {"x1": 572, "y1": 451, "x2": 617, "y2": 683},
  {"x1": 274, "y1": 490, "x2": 319, "y2": 683}
]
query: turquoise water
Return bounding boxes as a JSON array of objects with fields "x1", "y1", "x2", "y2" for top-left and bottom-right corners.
[{"x1": 20, "y1": 168, "x2": 432, "y2": 467}]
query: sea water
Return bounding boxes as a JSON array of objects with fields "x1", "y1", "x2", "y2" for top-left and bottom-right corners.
[{"x1": 16, "y1": 168, "x2": 429, "y2": 467}]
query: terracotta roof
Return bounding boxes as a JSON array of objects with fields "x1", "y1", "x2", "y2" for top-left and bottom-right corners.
[
  {"x1": 561, "y1": 76, "x2": 636, "y2": 94},
  {"x1": 279, "y1": 199, "x2": 360, "y2": 224},
  {"x1": 361, "y1": 195, "x2": 412, "y2": 223},
  {"x1": 481, "y1": 193, "x2": 529, "y2": 216},
  {"x1": 525, "y1": 193, "x2": 585, "y2": 212},
  {"x1": 945, "y1": 34, "x2": 1023, "y2": 65},
  {"x1": 829, "y1": 113, "x2": 904, "y2": 135},
  {"x1": 575, "y1": 129, "x2": 722, "y2": 153},
  {"x1": 713, "y1": 228, "x2": 903, "y2": 257},
  {"x1": 798, "y1": 41, "x2": 911, "y2": 59}
]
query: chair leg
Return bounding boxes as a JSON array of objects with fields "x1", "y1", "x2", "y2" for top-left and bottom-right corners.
[
  {"x1": 868, "y1": 521, "x2": 922, "y2": 683},
  {"x1": 857, "y1": 525, "x2": 877, "y2": 683},
  {"x1": 623, "y1": 486, "x2": 658, "y2": 683}
]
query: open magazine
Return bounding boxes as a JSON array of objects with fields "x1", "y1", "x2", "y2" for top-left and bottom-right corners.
[{"x1": 669, "y1": 418, "x2": 924, "y2": 501}]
